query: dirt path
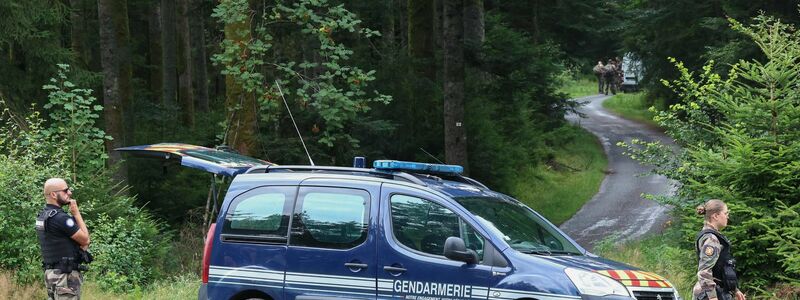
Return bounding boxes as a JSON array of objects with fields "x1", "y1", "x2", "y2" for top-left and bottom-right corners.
[{"x1": 560, "y1": 94, "x2": 677, "y2": 251}]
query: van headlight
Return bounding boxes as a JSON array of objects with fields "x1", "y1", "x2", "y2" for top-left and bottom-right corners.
[{"x1": 564, "y1": 268, "x2": 630, "y2": 297}]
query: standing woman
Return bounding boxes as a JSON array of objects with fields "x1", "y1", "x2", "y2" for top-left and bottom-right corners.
[{"x1": 692, "y1": 199, "x2": 746, "y2": 300}]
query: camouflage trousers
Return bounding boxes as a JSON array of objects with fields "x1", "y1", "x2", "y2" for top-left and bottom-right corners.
[{"x1": 44, "y1": 269, "x2": 82, "y2": 300}]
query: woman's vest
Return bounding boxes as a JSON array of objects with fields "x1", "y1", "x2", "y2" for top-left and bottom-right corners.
[{"x1": 696, "y1": 229, "x2": 739, "y2": 292}]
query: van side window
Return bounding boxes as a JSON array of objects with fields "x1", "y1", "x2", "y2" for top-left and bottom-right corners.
[
  {"x1": 222, "y1": 186, "x2": 295, "y2": 238},
  {"x1": 290, "y1": 187, "x2": 369, "y2": 249},
  {"x1": 390, "y1": 195, "x2": 484, "y2": 261}
]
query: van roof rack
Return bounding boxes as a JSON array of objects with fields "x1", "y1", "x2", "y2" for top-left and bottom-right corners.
[{"x1": 245, "y1": 165, "x2": 427, "y2": 186}]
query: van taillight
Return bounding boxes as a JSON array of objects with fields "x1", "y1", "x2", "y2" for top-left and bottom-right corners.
[{"x1": 201, "y1": 223, "x2": 216, "y2": 284}]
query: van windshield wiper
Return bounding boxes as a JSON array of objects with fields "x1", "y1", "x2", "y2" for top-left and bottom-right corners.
[
  {"x1": 518, "y1": 249, "x2": 553, "y2": 256},
  {"x1": 547, "y1": 250, "x2": 582, "y2": 256}
]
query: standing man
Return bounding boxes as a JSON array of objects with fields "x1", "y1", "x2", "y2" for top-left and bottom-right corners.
[
  {"x1": 603, "y1": 59, "x2": 617, "y2": 95},
  {"x1": 593, "y1": 60, "x2": 605, "y2": 94},
  {"x1": 36, "y1": 178, "x2": 91, "y2": 300}
]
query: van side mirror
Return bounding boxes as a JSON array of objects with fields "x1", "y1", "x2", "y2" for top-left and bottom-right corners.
[{"x1": 443, "y1": 236, "x2": 478, "y2": 264}]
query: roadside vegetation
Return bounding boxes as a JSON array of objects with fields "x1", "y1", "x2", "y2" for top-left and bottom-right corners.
[
  {"x1": 602, "y1": 92, "x2": 667, "y2": 128},
  {"x1": 558, "y1": 73, "x2": 599, "y2": 99},
  {"x1": 618, "y1": 16, "x2": 800, "y2": 298},
  {"x1": 0, "y1": 271, "x2": 198, "y2": 300},
  {"x1": 595, "y1": 223, "x2": 694, "y2": 300},
  {"x1": 512, "y1": 125, "x2": 607, "y2": 225}
]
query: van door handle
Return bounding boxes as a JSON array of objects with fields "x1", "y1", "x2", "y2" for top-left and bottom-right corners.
[
  {"x1": 345, "y1": 263, "x2": 368, "y2": 269},
  {"x1": 383, "y1": 266, "x2": 407, "y2": 273}
]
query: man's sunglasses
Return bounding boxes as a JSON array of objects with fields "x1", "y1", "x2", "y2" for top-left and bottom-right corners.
[{"x1": 54, "y1": 187, "x2": 72, "y2": 194}]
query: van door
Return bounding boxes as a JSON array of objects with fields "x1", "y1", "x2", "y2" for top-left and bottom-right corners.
[
  {"x1": 207, "y1": 185, "x2": 295, "y2": 300},
  {"x1": 283, "y1": 179, "x2": 379, "y2": 299},
  {"x1": 377, "y1": 183, "x2": 493, "y2": 299}
]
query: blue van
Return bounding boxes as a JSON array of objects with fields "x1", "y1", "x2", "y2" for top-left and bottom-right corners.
[{"x1": 119, "y1": 143, "x2": 680, "y2": 300}]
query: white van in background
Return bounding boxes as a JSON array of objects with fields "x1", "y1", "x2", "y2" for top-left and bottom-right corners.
[{"x1": 620, "y1": 53, "x2": 643, "y2": 92}]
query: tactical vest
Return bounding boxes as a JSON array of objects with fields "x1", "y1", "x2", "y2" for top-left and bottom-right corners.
[
  {"x1": 696, "y1": 229, "x2": 739, "y2": 292},
  {"x1": 35, "y1": 207, "x2": 80, "y2": 265}
]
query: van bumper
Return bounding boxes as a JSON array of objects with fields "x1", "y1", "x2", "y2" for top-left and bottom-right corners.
[{"x1": 197, "y1": 283, "x2": 208, "y2": 300}]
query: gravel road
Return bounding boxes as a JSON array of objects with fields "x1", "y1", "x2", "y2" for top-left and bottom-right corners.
[{"x1": 560, "y1": 93, "x2": 677, "y2": 251}]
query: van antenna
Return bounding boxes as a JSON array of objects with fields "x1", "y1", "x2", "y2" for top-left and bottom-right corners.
[
  {"x1": 275, "y1": 80, "x2": 315, "y2": 166},
  {"x1": 419, "y1": 148, "x2": 445, "y2": 164}
]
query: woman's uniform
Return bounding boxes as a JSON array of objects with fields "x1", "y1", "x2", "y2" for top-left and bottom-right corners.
[{"x1": 692, "y1": 225, "x2": 739, "y2": 300}]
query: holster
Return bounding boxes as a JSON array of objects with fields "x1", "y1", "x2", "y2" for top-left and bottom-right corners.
[{"x1": 57, "y1": 257, "x2": 76, "y2": 273}]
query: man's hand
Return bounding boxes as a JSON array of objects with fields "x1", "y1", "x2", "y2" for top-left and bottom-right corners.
[
  {"x1": 68, "y1": 199, "x2": 79, "y2": 215},
  {"x1": 735, "y1": 290, "x2": 746, "y2": 300}
]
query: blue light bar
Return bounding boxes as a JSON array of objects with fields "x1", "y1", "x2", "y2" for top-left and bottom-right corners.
[{"x1": 373, "y1": 160, "x2": 464, "y2": 175}]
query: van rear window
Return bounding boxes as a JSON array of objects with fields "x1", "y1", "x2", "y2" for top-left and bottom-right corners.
[{"x1": 222, "y1": 186, "x2": 295, "y2": 239}]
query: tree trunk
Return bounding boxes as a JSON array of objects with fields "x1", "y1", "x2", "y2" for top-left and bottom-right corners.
[
  {"x1": 161, "y1": 0, "x2": 177, "y2": 110},
  {"x1": 148, "y1": 2, "x2": 163, "y2": 104},
  {"x1": 177, "y1": 0, "x2": 194, "y2": 127},
  {"x1": 97, "y1": 0, "x2": 133, "y2": 184},
  {"x1": 408, "y1": 0, "x2": 435, "y2": 80},
  {"x1": 69, "y1": 0, "x2": 91, "y2": 68},
  {"x1": 190, "y1": 0, "x2": 210, "y2": 112},
  {"x1": 381, "y1": 0, "x2": 396, "y2": 51},
  {"x1": 443, "y1": 0, "x2": 468, "y2": 172},
  {"x1": 397, "y1": 0, "x2": 407, "y2": 52},
  {"x1": 463, "y1": 0, "x2": 484, "y2": 64},
  {"x1": 223, "y1": 0, "x2": 258, "y2": 156}
]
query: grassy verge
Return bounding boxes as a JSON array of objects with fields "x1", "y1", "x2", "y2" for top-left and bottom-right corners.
[
  {"x1": 0, "y1": 271, "x2": 198, "y2": 300},
  {"x1": 594, "y1": 223, "x2": 800, "y2": 300},
  {"x1": 559, "y1": 75, "x2": 600, "y2": 99},
  {"x1": 602, "y1": 92, "x2": 666, "y2": 127},
  {"x1": 594, "y1": 224, "x2": 695, "y2": 300},
  {"x1": 511, "y1": 125, "x2": 608, "y2": 225}
]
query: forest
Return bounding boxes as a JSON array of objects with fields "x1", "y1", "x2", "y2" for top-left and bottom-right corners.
[{"x1": 1, "y1": 0, "x2": 799, "y2": 298}]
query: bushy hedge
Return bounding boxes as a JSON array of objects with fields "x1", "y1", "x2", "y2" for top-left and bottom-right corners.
[
  {"x1": 621, "y1": 15, "x2": 800, "y2": 290},
  {"x1": 0, "y1": 66, "x2": 171, "y2": 291}
]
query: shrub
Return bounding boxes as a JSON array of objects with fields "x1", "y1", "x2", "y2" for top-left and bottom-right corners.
[
  {"x1": 0, "y1": 65, "x2": 171, "y2": 291},
  {"x1": 619, "y1": 14, "x2": 800, "y2": 290}
]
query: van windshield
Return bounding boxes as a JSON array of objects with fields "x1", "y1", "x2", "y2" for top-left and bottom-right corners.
[{"x1": 455, "y1": 196, "x2": 582, "y2": 255}]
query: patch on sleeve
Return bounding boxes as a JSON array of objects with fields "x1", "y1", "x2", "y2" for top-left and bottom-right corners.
[
  {"x1": 66, "y1": 218, "x2": 75, "y2": 228},
  {"x1": 704, "y1": 245, "x2": 716, "y2": 257}
]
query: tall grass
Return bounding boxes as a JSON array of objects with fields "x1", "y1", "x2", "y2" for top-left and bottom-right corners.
[
  {"x1": 602, "y1": 92, "x2": 667, "y2": 127},
  {"x1": 559, "y1": 74, "x2": 601, "y2": 98},
  {"x1": 0, "y1": 270, "x2": 199, "y2": 300},
  {"x1": 594, "y1": 223, "x2": 800, "y2": 300},
  {"x1": 511, "y1": 125, "x2": 608, "y2": 225},
  {"x1": 594, "y1": 224, "x2": 695, "y2": 300}
]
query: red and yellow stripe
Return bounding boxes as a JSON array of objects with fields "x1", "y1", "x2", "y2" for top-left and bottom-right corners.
[{"x1": 595, "y1": 270, "x2": 672, "y2": 288}]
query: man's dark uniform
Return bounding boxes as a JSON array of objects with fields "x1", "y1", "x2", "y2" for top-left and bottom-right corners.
[{"x1": 36, "y1": 204, "x2": 83, "y2": 300}]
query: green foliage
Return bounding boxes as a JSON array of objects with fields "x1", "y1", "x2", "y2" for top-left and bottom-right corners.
[
  {"x1": 212, "y1": 0, "x2": 391, "y2": 149},
  {"x1": 511, "y1": 125, "x2": 607, "y2": 225},
  {"x1": 0, "y1": 120, "x2": 67, "y2": 283},
  {"x1": 595, "y1": 222, "x2": 708, "y2": 300},
  {"x1": 621, "y1": 0, "x2": 800, "y2": 103},
  {"x1": 466, "y1": 14, "x2": 578, "y2": 191},
  {"x1": 0, "y1": 67, "x2": 170, "y2": 291},
  {"x1": 90, "y1": 212, "x2": 167, "y2": 292},
  {"x1": 0, "y1": 1, "x2": 72, "y2": 109},
  {"x1": 619, "y1": 15, "x2": 800, "y2": 289},
  {"x1": 602, "y1": 92, "x2": 666, "y2": 127},
  {"x1": 41, "y1": 64, "x2": 110, "y2": 183},
  {"x1": 557, "y1": 72, "x2": 599, "y2": 99}
]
